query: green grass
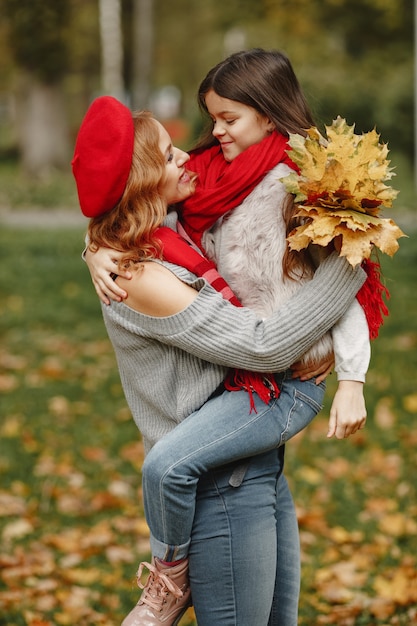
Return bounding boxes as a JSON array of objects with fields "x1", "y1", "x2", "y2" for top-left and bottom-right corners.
[
  {"x1": 0, "y1": 211, "x2": 416, "y2": 624},
  {"x1": 285, "y1": 227, "x2": 417, "y2": 625}
]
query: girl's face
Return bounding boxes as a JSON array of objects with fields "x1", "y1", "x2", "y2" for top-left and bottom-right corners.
[
  {"x1": 205, "y1": 89, "x2": 274, "y2": 162},
  {"x1": 157, "y1": 121, "x2": 196, "y2": 205}
]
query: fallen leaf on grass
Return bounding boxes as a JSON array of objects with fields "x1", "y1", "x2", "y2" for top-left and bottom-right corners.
[
  {"x1": 41, "y1": 358, "x2": 68, "y2": 381},
  {"x1": 0, "y1": 492, "x2": 27, "y2": 516},
  {"x1": 368, "y1": 597, "x2": 397, "y2": 620},
  {"x1": 23, "y1": 613, "x2": 54, "y2": 626},
  {"x1": 315, "y1": 560, "x2": 367, "y2": 588},
  {"x1": 378, "y1": 512, "x2": 417, "y2": 537},
  {"x1": 0, "y1": 373, "x2": 19, "y2": 391},
  {"x1": 403, "y1": 393, "x2": 417, "y2": 413},
  {"x1": 374, "y1": 396, "x2": 396, "y2": 429},
  {"x1": 105, "y1": 545, "x2": 135, "y2": 564},
  {"x1": 120, "y1": 440, "x2": 145, "y2": 470},
  {"x1": 48, "y1": 394, "x2": 71, "y2": 416},
  {"x1": 61, "y1": 567, "x2": 102, "y2": 585},
  {"x1": 2, "y1": 518, "x2": 34, "y2": 541},
  {"x1": 374, "y1": 569, "x2": 417, "y2": 604}
]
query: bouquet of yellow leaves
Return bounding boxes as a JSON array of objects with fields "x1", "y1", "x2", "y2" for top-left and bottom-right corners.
[{"x1": 281, "y1": 116, "x2": 406, "y2": 267}]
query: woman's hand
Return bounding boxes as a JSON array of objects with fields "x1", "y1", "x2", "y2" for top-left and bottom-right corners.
[
  {"x1": 291, "y1": 354, "x2": 335, "y2": 385},
  {"x1": 327, "y1": 380, "x2": 367, "y2": 439},
  {"x1": 85, "y1": 246, "x2": 131, "y2": 305}
]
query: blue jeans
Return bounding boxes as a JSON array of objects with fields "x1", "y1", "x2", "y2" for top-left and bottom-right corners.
[
  {"x1": 142, "y1": 371, "x2": 325, "y2": 559},
  {"x1": 189, "y1": 450, "x2": 300, "y2": 626}
]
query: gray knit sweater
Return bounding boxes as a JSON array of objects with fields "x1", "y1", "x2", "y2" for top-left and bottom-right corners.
[{"x1": 102, "y1": 254, "x2": 365, "y2": 453}]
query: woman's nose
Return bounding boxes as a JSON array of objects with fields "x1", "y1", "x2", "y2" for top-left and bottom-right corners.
[{"x1": 175, "y1": 148, "x2": 190, "y2": 165}]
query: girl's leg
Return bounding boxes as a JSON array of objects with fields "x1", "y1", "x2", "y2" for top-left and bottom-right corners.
[
  {"x1": 143, "y1": 374, "x2": 325, "y2": 560},
  {"x1": 268, "y1": 473, "x2": 301, "y2": 626},
  {"x1": 189, "y1": 448, "x2": 283, "y2": 626}
]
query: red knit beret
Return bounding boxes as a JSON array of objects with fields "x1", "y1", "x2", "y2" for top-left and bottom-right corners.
[{"x1": 72, "y1": 96, "x2": 135, "y2": 217}]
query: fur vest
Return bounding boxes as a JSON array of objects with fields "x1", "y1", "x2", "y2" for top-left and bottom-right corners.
[{"x1": 202, "y1": 162, "x2": 334, "y2": 367}]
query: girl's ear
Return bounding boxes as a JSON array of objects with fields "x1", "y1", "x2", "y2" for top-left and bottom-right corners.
[{"x1": 266, "y1": 118, "x2": 275, "y2": 133}]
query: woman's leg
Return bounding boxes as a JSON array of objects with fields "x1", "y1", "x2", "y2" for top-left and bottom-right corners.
[
  {"x1": 143, "y1": 374, "x2": 324, "y2": 560},
  {"x1": 268, "y1": 473, "x2": 301, "y2": 626},
  {"x1": 189, "y1": 448, "x2": 283, "y2": 626}
]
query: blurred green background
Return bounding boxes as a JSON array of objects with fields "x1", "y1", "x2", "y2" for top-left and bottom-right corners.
[
  {"x1": 0, "y1": 0, "x2": 415, "y2": 182},
  {"x1": 0, "y1": 1, "x2": 416, "y2": 625}
]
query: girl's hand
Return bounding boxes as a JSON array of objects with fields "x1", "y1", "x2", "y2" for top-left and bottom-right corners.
[
  {"x1": 291, "y1": 354, "x2": 335, "y2": 385},
  {"x1": 327, "y1": 380, "x2": 367, "y2": 439},
  {"x1": 85, "y1": 246, "x2": 132, "y2": 305}
]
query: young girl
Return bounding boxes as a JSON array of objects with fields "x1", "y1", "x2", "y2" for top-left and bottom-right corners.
[
  {"x1": 183, "y1": 48, "x2": 371, "y2": 436},
  {"x1": 74, "y1": 97, "x2": 366, "y2": 626}
]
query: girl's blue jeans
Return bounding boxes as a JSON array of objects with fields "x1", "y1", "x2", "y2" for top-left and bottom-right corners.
[{"x1": 143, "y1": 371, "x2": 324, "y2": 557}]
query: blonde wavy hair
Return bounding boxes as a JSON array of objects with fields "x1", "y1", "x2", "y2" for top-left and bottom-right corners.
[{"x1": 87, "y1": 111, "x2": 167, "y2": 264}]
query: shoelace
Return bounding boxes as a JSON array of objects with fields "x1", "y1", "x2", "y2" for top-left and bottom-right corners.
[{"x1": 137, "y1": 561, "x2": 184, "y2": 613}]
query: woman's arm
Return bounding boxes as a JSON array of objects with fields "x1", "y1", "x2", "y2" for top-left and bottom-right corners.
[{"x1": 114, "y1": 253, "x2": 366, "y2": 373}]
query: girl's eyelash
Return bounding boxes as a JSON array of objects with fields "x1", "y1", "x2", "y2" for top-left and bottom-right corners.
[
  {"x1": 212, "y1": 118, "x2": 236, "y2": 125},
  {"x1": 167, "y1": 152, "x2": 174, "y2": 163}
]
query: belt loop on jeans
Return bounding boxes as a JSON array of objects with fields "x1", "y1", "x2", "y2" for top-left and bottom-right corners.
[{"x1": 228, "y1": 461, "x2": 250, "y2": 488}]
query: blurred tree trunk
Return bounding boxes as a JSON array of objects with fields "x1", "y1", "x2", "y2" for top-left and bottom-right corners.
[
  {"x1": 2, "y1": 0, "x2": 71, "y2": 177},
  {"x1": 99, "y1": 0, "x2": 125, "y2": 99},
  {"x1": 14, "y1": 75, "x2": 70, "y2": 177},
  {"x1": 132, "y1": 0, "x2": 154, "y2": 108}
]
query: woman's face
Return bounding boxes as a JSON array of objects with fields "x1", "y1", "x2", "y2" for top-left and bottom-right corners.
[
  {"x1": 205, "y1": 89, "x2": 274, "y2": 162},
  {"x1": 157, "y1": 122, "x2": 196, "y2": 205}
]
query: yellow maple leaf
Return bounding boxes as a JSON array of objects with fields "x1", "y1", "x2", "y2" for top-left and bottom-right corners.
[{"x1": 281, "y1": 117, "x2": 405, "y2": 265}]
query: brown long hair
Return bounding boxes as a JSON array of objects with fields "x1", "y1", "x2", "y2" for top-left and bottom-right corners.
[
  {"x1": 196, "y1": 48, "x2": 316, "y2": 279},
  {"x1": 88, "y1": 111, "x2": 166, "y2": 263}
]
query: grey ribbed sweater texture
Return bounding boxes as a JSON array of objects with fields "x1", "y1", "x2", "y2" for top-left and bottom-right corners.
[{"x1": 102, "y1": 253, "x2": 365, "y2": 453}]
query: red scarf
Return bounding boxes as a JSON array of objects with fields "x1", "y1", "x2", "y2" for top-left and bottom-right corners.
[
  {"x1": 356, "y1": 258, "x2": 389, "y2": 340},
  {"x1": 180, "y1": 131, "x2": 297, "y2": 250}
]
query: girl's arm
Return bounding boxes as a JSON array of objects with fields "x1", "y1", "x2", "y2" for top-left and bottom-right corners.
[
  {"x1": 326, "y1": 299, "x2": 370, "y2": 438},
  {"x1": 327, "y1": 380, "x2": 367, "y2": 439},
  {"x1": 292, "y1": 275, "x2": 370, "y2": 438}
]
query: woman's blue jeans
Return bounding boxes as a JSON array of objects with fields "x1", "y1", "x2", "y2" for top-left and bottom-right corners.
[
  {"x1": 189, "y1": 451, "x2": 301, "y2": 626},
  {"x1": 142, "y1": 372, "x2": 325, "y2": 559}
]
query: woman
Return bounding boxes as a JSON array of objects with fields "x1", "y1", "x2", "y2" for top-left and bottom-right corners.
[
  {"x1": 85, "y1": 51, "x2": 372, "y2": 626},
  {"x1": 72, "y1": 96, "x2": 366, "y2": 625}
]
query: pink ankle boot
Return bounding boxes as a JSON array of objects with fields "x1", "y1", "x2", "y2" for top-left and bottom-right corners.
[{"x1": 121, "y1": 557, "x2": 191, "y2": 625}]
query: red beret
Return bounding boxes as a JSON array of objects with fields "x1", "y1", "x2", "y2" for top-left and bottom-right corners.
[{"x1": 72, "y1": 96, "x2": 135, "y2": 217}]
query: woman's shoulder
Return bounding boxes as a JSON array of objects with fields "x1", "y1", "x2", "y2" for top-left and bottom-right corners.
[{"x1": 117, "y1": 261, "x2": 199, "y2": 317}]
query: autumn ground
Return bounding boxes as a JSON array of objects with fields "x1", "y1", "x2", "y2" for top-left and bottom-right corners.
[{"x1": 0, "y1": 205, "x2": 416, "y2": 625}]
